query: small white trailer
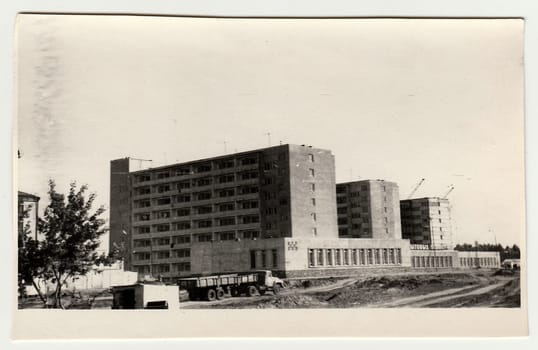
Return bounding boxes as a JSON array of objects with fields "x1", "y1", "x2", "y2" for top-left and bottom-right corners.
[{"x1": 112, "y1": 283, "x2": 180, "y2": 309}]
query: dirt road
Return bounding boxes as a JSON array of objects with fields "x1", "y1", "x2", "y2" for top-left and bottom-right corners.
[{"x1": 182, "y1": 270, "x2": 520, "y2": 309}]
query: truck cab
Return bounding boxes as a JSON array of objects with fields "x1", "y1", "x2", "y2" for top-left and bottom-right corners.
[{"x1": 254, "y1": 270, "x2": 284, "y2": 294}]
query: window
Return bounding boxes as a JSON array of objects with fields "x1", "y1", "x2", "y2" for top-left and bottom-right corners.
[
  {"x1": 240, "y1": 186, "x2": 258, "y2": 194},
  {"x1": 156, "y1": 211, "x2": 170, "y2": 219},
  {"x1": 261, "y1": 250, "x2": 267, "y2": 267},
  {"x1": 196, "y1": 191, "x2": 212, "y2": 200},
  {"x1": 242, "y1": 230, "x2": 260, "y2": 239},
  {"x1": 218, "y1": 217, "x2": 236, "y2": 226},
  {"x1": 197, "y1": 233, "x2": 212, "y2": 242},
  {"x1": 197, "y1": 220, "x2": 212, "y2": 228},
  {"x1": 382, "y1": 185, "x2": 386, "y2": 192},
  {"x1": 177, "y1": 208, "x2": 190, "y2": 217},
  {"x1": 317, "y1": 249, "x2": 324, "y2": 266},
  {"x1": 173, "y1": 235, "x2": 191, "y2": 244},
  {"x1": 155, "y1": 197, "x2": 171, "y2": 206},
  {"x1": 195, "y1": 164, "x2": 212, "y2": 173},
  {"x1": 337, "y1": 207, "x2": 347, "y2": 214},
  {"x1": 156, "y1": 224, "x2": 170, "y2": 232},
  {"x1": 308, "y1": 154, "x2": 314, "y2": 162},
  {"x1": 218, "y1": 160, "x2": 235, "y2": 169},
  {"x1": 177, "y1": 181, "x2": 191, "y2": 190},
  {"x1": 157, "y1": 184, "x2": 170, "y2": 193},
  {"x1": 338, "y1": 218, "x2": 348, "y2": 225},
  {"x1": 241, "y1": 157, "x2": 257, "y2": 166},
  {"x1": 311, "y1": 198, "x2": 316, "y2": 206},
  {"x1": 174, "y1": 262, "x2": 191, "y2": 272},
  {"x1": 177, "y1": 195, "x2": 191, "y2": 203},
  {"x1": 311, "y1": 213, "x2": 317, "y2": 222},
  {"x1": 343, "y1": 249, "x2": 349, "y2": 265},
  {"x1": 219, "y1": 231, "x2": 236, "y2": 241},
  {"x1": 250, "y1": 250, "x2": 257, "y2": 269},
  {"x1": 219, "y1": 202, "x2": 235, "y2": 212},
  {"x1": 196, "y1": 206, "x2": 212, "y2": 214},
  {"x1": 312, "y1": 227, "x2": 317, "y2": 236},
  {"x1": 241, "y1": 215, "x2": 260, "y2": 224},
  {"x1": 156, "y1": 172, "x2": 170, "y2": 179},
  {"x1": 326, "y1": 250, "x2": 333, "y2": 266},
  {"x1": 133, "y1": 239, "x2": 151, "y2": 248},
  {"x1": 338, "y1": 228, "x2": 348, "y2": 236},
  {"x1": 219, "y1": 188, "x2": 235, "y2": 197},
  {"x1": 176, "y1": 221, "x2": 191, "y2": 230},
  {"x1": 137, "y1": 187, "x2": 151, "y2": 195},
  {"x1": 137, "y1": 200, "x2": 151, "y2": 208},
  {"x1": 272, "y1": 249, "x2": 278, "y2": 268},
  {"x1": 279, "y1": 198, "x2": 288, "y2": 206},
  {"x1": 384, "y1": 207, "x2": 388, "y2": 213},
  {"x1": 352, "y1": 249, "x2": 358, "y2": 265},
  {"x1": 137, "y1": 174, "x2": 151, "y2": 182},
  {"x1": 309, "y1": 249, "x2": 315, "y2": 267},
  {"x1": 219, "y1": 174, "x2": 235, "y2": 183},
  {"x1": 335, "y1": 249, "x2": 341, "y2": 265},
  {"x1": 152, "y1": 237, "x2": 170, "y2": 246},
  {"x1": 138, "y1": 213, "x2": 150, "y2": 221},
  {"x1": 308, "y1": 168, "x2": 315, "y2": 177},
  {"x1": 175, "y1": 167, "x2": 191, "y2": 176},
  {"x1": 241, "y1": 172, "x2": 258, "y2": 180},
  {"x1": 310, "y1": 183, "x2": 316, "y2": 192},
  {"x1": 137, "y1": 226, "x2": 150, "y2": 234},
  {"x1": 241, "y1": 200, "x2": 259, "y2": 209}
]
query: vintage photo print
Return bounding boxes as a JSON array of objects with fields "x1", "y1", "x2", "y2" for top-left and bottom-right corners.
[{"x1": 13, "y1": 14, "x2": 527, "y2": 338}]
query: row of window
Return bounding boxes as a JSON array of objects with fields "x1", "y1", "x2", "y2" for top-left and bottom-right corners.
[
  {"x1": 135, "y1": 215, "x2": 261, "y2": 232},
  {"x1": 134, "y1": 263, "x2": 191, "y2": 274},
  {"x1": 459, "y1": 257, "x2": 498, "y2": 267},
  {"x1": 411, "y1": 256, "x2": 453, "y2": 268},
  {"x1": 133, "y1": 249, "x2": 191, "y2": 261},
  {"x1": 308, "y1": 248, "x2": 403, "y2": 267},
  {"x1": 133, "y1": 230, "x2": 261, "y2": 248}
]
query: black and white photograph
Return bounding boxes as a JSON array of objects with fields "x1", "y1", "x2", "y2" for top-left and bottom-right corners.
[{"x1": 12, "y1": 12, "x2": 528, "y2": 339}]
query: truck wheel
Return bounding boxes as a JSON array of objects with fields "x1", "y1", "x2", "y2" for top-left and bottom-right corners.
[
  {"x1": 246, "y1": 285, "x2": 258, "y2": 297},
  {"x1": 207, "y1": 289, "x2": 217, "y2": 301},
  {"x1": 216, "y1": 288, "x2": 225, "y2": 300},
  {"x1": 273, "y1": 284, "x2": 281, "y2": 295}
]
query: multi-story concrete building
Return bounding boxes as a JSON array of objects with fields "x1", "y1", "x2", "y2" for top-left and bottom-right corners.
[
  {"x1": 400, "y1": 197, "x2": 453, "y2": 250},
  {"x1": 336, "y1": 180, "x2": 402, "y2": 240},
  {"x1": 109, "y1": 144, "x2": 338, "y2": 278}
]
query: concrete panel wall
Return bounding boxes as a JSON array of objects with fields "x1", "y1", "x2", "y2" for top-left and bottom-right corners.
[
  {"x1": 288, "y1": 145, "x2": 337, "y2": 239},
  {"x1": 109, "y1": 158, "x2": 132, "y2": 269}
]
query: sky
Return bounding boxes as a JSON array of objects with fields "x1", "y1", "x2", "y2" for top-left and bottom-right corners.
[{"x1": 15, "y1": 15, "x2": 525, "y2": 249}]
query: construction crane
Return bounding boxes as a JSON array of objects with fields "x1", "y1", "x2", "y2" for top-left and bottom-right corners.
[
  {"x1": 442, "y1": 185, "x2": 455, "y2": 199},
  {"x1": 407, "y1": 178, "x2": 425, "y2": 199}
]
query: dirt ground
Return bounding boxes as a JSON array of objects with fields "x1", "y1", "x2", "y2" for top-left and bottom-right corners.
[
  {"x1": 181, "y1": 269, "x2": 521, "y2": 309},
  {"x1": 18, "y1": 269, "x2": 520, "y2": 309}
]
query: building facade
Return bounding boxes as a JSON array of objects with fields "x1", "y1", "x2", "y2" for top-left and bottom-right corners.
[
  {"x1": 190, "y1": 237, "x2": 412, "y2": 278},
  {"x1": 18, "y1": 191, "x2": 40, "y2": 240},
  {"x1": 336, "y1": 180, "x2": 402, "y2": 239},
  {"x1": 400, "y1": 197, "x2": 453, "y2": 250},
  {"x1": 109, "y1": 144, "x2": 338, "y2": 278}
]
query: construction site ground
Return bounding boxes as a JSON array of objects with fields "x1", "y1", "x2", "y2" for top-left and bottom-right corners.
[
  {"x1": 18, "y1": 268, "x2": 520, "y2": 309},
  {"x1": 180, "y1": 269, "x2": 521, "y2": 309}
]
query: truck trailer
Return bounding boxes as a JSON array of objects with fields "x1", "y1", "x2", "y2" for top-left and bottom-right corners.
[{"x1": 178, "y1": 270, "x2": 284, "y2": 301}]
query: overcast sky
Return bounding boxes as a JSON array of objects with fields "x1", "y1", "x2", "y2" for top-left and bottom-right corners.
[{"x1": 16, "y1": 15, "x2": 525, "y2": 249}]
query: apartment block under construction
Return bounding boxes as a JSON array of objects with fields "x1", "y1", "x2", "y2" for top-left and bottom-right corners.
[
  {"x1": 336, "y1": 180, "x2": 402, "y2": 240},
  {"x1": 110, "y1": 144, "x2": 338, "y2": 277}
]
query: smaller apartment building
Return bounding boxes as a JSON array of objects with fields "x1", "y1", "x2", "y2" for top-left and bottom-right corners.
[
  {"x1": 400, "y1": 197, "x2": 453, "y2": 250},
  {"x1": 336, "y1": 180, "x2": 402, "y2": 239}
]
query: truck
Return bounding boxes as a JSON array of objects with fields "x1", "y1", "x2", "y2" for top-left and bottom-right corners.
[
  {"x1": 178, "y1": 270, "x2": 284, "y2": 301},
  {"x1": 111, "y1": 283, "x2": 181, "y2": 309}
]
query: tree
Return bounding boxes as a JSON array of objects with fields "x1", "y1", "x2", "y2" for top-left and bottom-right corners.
[{"x1": 19, "y1": 180, "x2": 109, "y2": 308}]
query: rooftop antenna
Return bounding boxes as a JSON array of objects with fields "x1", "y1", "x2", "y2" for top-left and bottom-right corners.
[
  {"x1": 407, "y1": 178, "x2": 425, "y2": 199},
  {"x1": 265, "y1": 132, "x2": 271, "y2": 147},
  {"x1": 223, "y1": 140, "x2": 228, "y2": 154}
]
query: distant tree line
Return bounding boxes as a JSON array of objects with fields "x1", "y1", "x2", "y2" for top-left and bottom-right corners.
[{"x1": 454, "y1": 243, "x2": 520, "y2": 261}]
